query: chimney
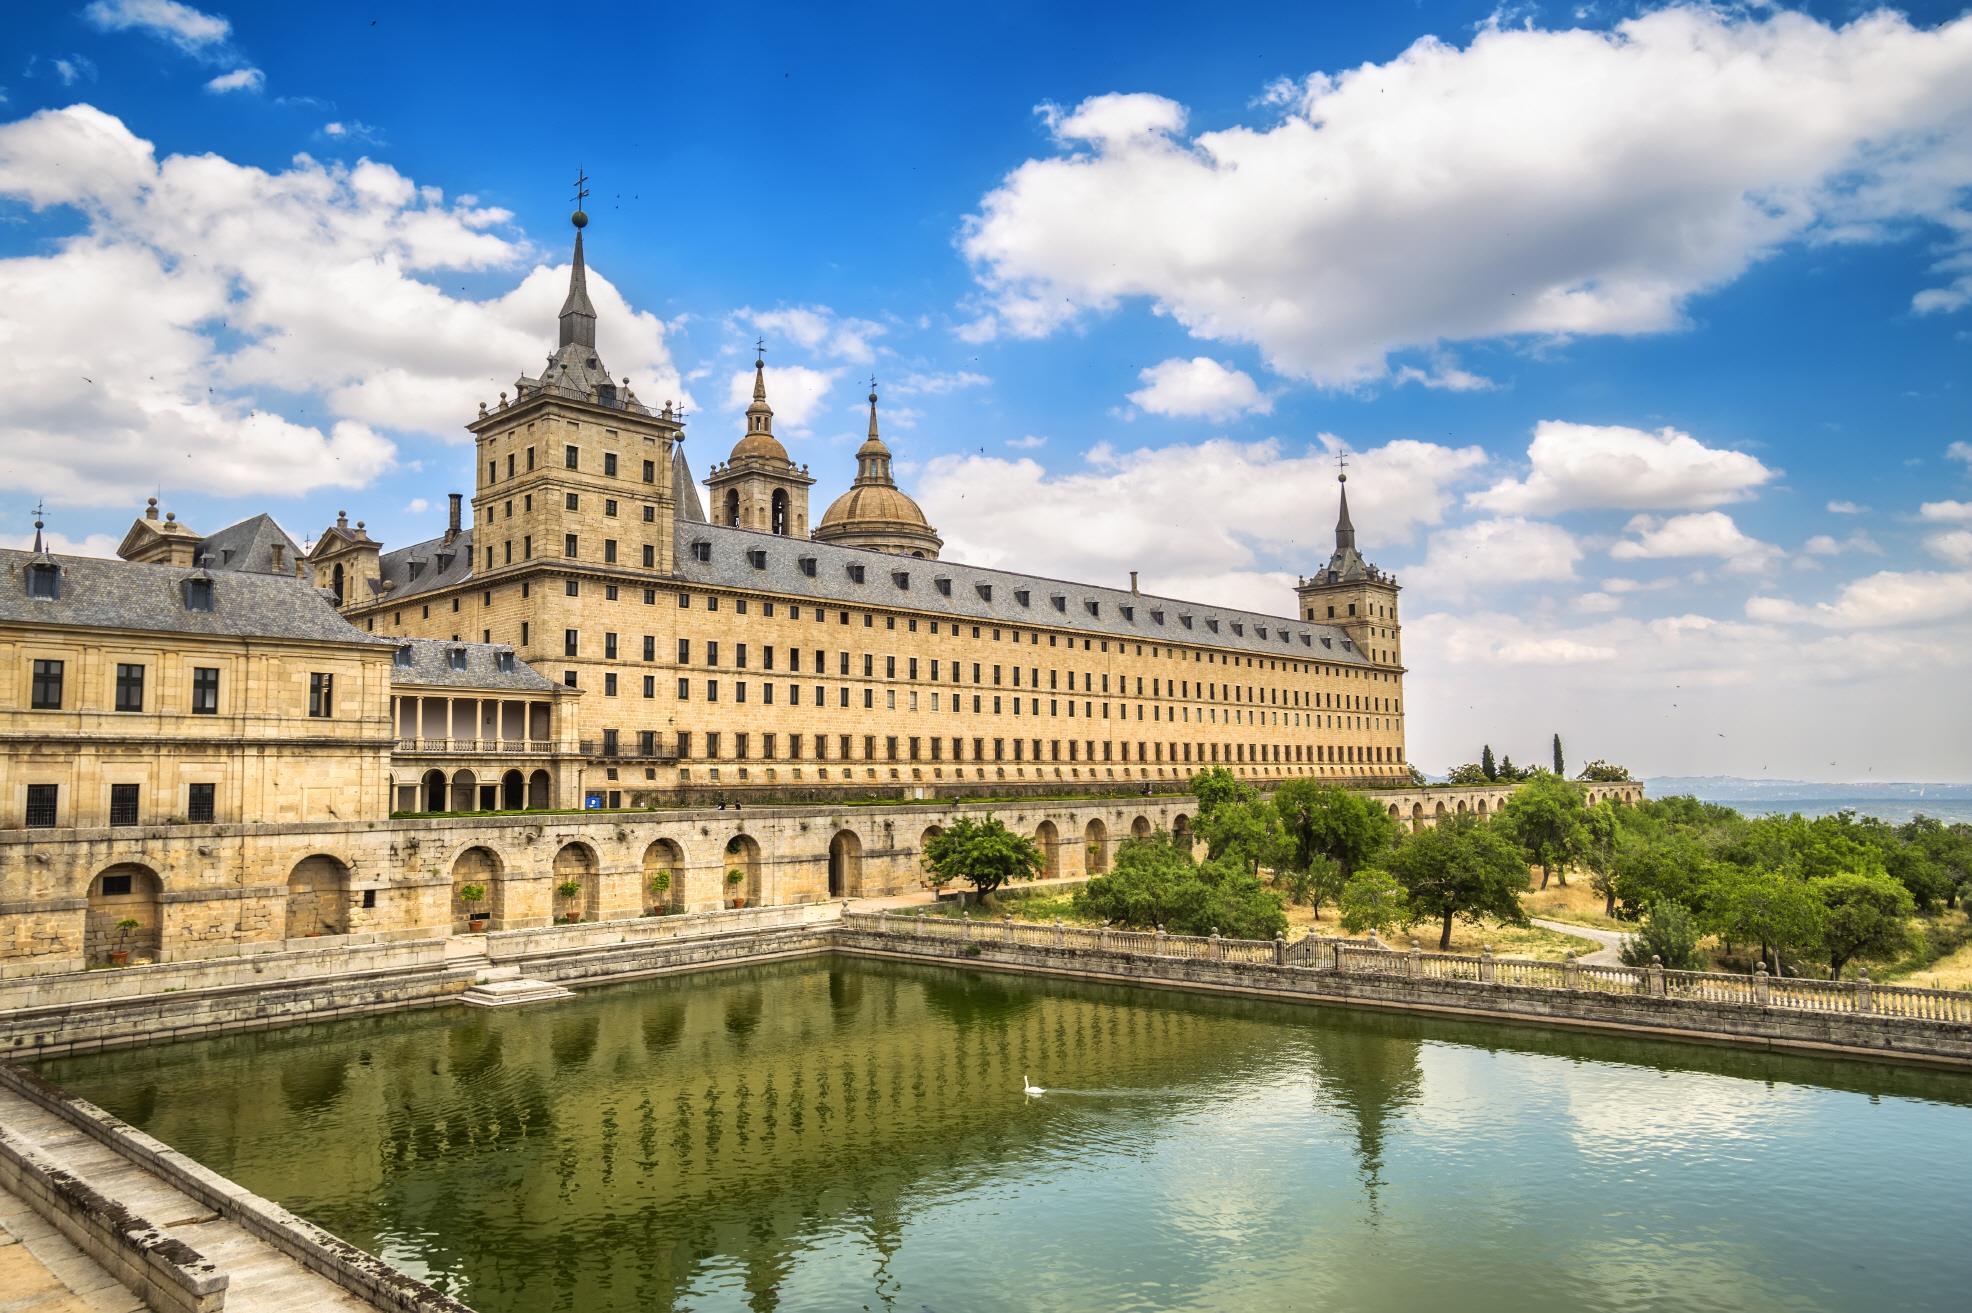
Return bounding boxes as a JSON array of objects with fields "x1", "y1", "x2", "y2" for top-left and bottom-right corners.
[
  {"x1": 1129, "y1": 570, "x2": 1140, "y2": 596},
  {"x1": 270, "y1": 542, "x2": 285, "y2": 574},
  {"x1": 446, "y1": 493, "x2": 463, "y2": 544}
]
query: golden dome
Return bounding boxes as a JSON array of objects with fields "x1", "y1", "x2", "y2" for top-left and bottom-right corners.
[
  {"x1": 818, "y1": 483, "x2": 932, "y2": 531},
  {"x1": 729, "y1": 430, "x2": 790, "y2": 463}
]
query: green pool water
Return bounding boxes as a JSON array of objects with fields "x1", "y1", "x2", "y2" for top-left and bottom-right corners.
[{"x1": 38, "y1": 959, "x2": 1972, "y2": 1312}]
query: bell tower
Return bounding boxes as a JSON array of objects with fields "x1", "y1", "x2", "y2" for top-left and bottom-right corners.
[
  {"x1": 1295, "y1": 458, "x2": 1403, "y2": 668},
  {"x1": 703, "y1": 346, "x2": 815, "y2": 536}
]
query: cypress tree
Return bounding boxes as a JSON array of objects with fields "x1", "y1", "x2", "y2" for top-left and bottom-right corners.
[
  {"x1": 1552, "y1": 733, "x2": 1565, "y2": 777},
  {"x1": 1481, "y1": 744, "x2": 1497, "y2": 781}
]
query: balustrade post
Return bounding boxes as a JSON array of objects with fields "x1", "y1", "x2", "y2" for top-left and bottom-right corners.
[
  {"x1": 1480, "y1": 945, "x2": 1496, "y2": 984},
  {"x1": 1330, "y1": 938, "x2": 1344, "y2": 973},
  {"x1": 1055, "y1": 916, "x2": 1066, "y2": 948},
  {"x1": 1099, "y1": 922, "x2": 1111, "y2": 953},
  {"x1": 1004, "y1": 913, "x2": 1015, "y2": 943},
  {"x1": 1753, "y1": 961, "x2": 1771, "y2": 1007},
  {"x1": 961, "y1": 910, "x2": 971, "y2": 943},
  {"x1": 1410, "y1": 938, "x2": 1422, "y2": 978},
  {"x1": 1856, "y1": 968, "x2": 1873, "y2": 1014},
  {"x1": 1156, "y1": 925, "x2": 1167, "y2": 957},
  {"x1": 1648, "y1": 954, "x2": 1666, "y2": 998},
  {"x1": 1274, "y1": 931, "x2": 1286, "y2": 966},
  {"x1": 1211, "y1": 928, "x2": 1223, "y2": 961},
  {"x1": 1564, "y1": 951, "x2": 1580, "y2": 991}
]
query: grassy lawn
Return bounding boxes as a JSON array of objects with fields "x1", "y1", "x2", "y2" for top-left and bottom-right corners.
[
  {"x1": 895, "y1": 888, "x2": 1101, "y2": 925},
  {"x1": 1520, "y1": 875, "x2": 1629, "y2": 931}
]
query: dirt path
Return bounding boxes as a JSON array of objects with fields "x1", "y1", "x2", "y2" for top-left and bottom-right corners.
[{"x1": 1530, "y1": 917, "x2": 1624, "y2": 966}]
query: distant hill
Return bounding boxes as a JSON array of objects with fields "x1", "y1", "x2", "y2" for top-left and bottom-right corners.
[{"x1": 1644, "y1": 776, "x2": 1972, "y2": 801}]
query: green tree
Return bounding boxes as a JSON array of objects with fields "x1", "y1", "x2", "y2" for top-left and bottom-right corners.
[
  {"x1": 1188, "y1": 767, "x2": 1255, "y2": 822},
  {"x1": 1498, "y1": 753, "x2": 1517, "y2": 780},
  {"x1": 1552, "y1": 733, "x2": 1565, "y2": 777},
  {"x1": 1813, "y1": 871, "x2": 1915, "y2": 980},
  {"x1": 1338, "y1": 867, "x2": 1410, "y2": 936},
  {"x1": 1617, "y1": 900, "x2": 1702, "y2": 970},
  {"x1": 1581, "y1": 798, "x2": 1623, "y2": 917},
  {"x1": 1386, "y1": 814, "x2": 1530, "y2": 950},
  {"x1": 1576, "y1": 759, "x2": 1632, "y2": 783},
  {"x1": 1446, "y1": 762, "x2": 1489, "y2": 786},
  {"x1": 1496, "y1": 773, "x2": 1587, "y2": 889},
  {"x1": 923, "y1": 815, "x2": 1045, "y2": 900},
  {"x1": 1195, "y1": 797, "x2": 1290, "y2": 877},
  {"x1": 1281, "y1": 854, "x2": 1347, "y2": 921},
  {"x1": 1273, "y1": 780, "x2": 1399, "y2": 879},
  {"x1": 1706, "y1": 866, "x2": 1821, "y2": 975},
  {"x1": 1481, "y1": 744, "x2": 1497, "y2": 781},
  {"x1": 1076, "y1": 834, "x2": 1286, "y2": 939}
]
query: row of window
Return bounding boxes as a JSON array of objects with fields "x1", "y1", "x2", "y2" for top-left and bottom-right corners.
[
  {"x1": 23, "y1": 660, "x2": 336, "y2": 718},
  {"x1": 643, "y1": 733, "x2": 1397, "y2": 767},
  {"x1": 23, "y1": 782, "x2": 215, "y2": 828},
  {"x1": 484, "y1": 442, "x2": 659, "y2": 486}
]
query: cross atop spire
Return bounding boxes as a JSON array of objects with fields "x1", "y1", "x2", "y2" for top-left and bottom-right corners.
[
  {"x1": 571, "y1": 166, "x2": 590, "y2": 214},
  {"x1": 1336, "y1": 449, "x2": 1350, "y2": 483},
  {"x1": 557, "y1": 177, "x2": 597, "y2": 350}
]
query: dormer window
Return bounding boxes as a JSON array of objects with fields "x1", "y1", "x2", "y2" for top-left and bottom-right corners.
[
  {"x1": 448, "y1": 647, "x2": 468, "y2": 671},
  {"x1": 1231, "y1": 621, "x2": 1244, "y2": 636},
  {"x1": 182, "y1": 578, "x2": 214, "y2": 612},
  {"x1": 1255, "y1": 625, "x2": 1266, "y2": 639},
  {"x1": 1341, "y1": 639, "x2": 1354, "y2": 651},
  {"x1": 1179, "y1": 614, "x2": 1193, "y2": 629},
  {"x1": 935, "y1": 577, "x2": 952, "y2": 596},
  {"x1": 748, "y1": 549, "x2": 768, "y2": 569},
  {"x1": 1050, "y1": 594, "x2": 1067, "y2": 612},
  {"x1": 1014, "y1": 589, "x2": 1031, "y2": 607},
  {"x1": 892, "y1": 571, "x2": 910, "y2": 589},
  {"x1": 1084, "y1": 600, "x2": 1099, "y2": 617},
  {"x1": 1300, "y1": 634, "x2": 1312, "y2": 646},
  {"x1": 408, "y1": 559, "x2": 426, "y2": 580},
  {"x1": 435, "y1": 551, "x2": 455, "y2": 573},
  {"x1": 1205, "y1": 618, "x2": 1220, "y2": 633},
  {"x1": 799, "y1": 556, "x2": 818, "y2": 577},
  {"x1": 691, "y1": 540, "x2": 711, "y2": 563},
  {"x1": 976, "y1": 583, "x2": 993, "y2": 601},
  {"x1": 496, "y1": 651, "x2": 515, "y2": 673},
  {"x1": 1320, "y1": 636, "x2": 1333, "y2": 649},
  {"x1": 846, "y1": 564, "x2": 866, "y2": 583},
  {"x1": 1120, "y1": 605, "x2": 1134, "y2": 621},
  {"x1": 394, "y1": 645, "x2": 414, "y2": 668},
  {"x1": 1150, "y1": 609, "x2": 1164, "y2": 625}
]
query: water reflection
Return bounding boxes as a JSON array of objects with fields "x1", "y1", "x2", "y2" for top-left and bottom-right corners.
[{"x1": 38, "y1": 960, "x2": 1972, "y2": 1313}]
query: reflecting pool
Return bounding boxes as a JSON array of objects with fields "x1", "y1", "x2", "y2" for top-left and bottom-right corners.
[{"x1": 40, "y1": 959, "x2": 1972, "y2": 1312}]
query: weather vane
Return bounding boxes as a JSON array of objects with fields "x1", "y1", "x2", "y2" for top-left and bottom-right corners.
[
  {"x1": 756, "y1": 337, "x2": 766, "y2": 360},
  {"x1": 572, "y1": 167, "x2": 590, "y2": 211},
  {"x1": 1336, "y1": 449, "x2": 1350, "y2": 482}
]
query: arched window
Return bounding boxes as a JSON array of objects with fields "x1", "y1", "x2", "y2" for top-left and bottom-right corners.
[
  {"x1": 330, "y1": 562, "x2": 345, "y2": 606},
  {"x1": 771, "y1": 488, "x2": 788, "y2": 536},
  {"x1": 723, "y1": 489, "x2": 740, "y2": 527}
]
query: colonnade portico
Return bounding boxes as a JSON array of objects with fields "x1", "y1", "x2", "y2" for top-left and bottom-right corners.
[
  {"x1": 394, "y1": 694, "x2": 555, "y2": 752},
  {"x1": 390, "y1": 693, "x2": 570, "y2": 813}
]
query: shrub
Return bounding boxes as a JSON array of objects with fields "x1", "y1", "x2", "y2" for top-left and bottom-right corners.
[{"x1": 1618, "y1": 900, "x2": 1702, "y2": 970}]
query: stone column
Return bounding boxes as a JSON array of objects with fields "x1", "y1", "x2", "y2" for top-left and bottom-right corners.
[
  {"x1": 1054, "y1": 917, "x2": 1065, "y2": 948},
  {"x1": 1409, "y1": 938, "x2": 1422, "y2": 978},
  {"x1": 1647, "y1": 955, "x2": 1666, "y2": 997},
  {"x1": 1479, "y1": 945, "x2": 1496, "y2": 983},
  {"x1": 1753, "y1": 962, "x2": 1771, "y2": 1007},
  {"x1": 1004, "y1": 913, "x2": 1015, "y2": 944},
  {"x1": 1274, "y1": 932, "x2": 1286, "y2": 966},
  {"x1": 1855, "y1": 968, "x2": 1873, "y2": 1014},
  {"x1": 1564, "y1": 952, "x2": 1580, "y2": 991}
]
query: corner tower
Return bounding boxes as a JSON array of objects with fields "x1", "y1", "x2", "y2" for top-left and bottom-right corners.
[
  {"x1": 812, "y1": 383, "x2": 943, "y2": 559},
  {"x1": 1295, "y1": 465, "x2": 1402, "y2": 668},
  {"x1": 703, "y1": 350, "x2": 815, "y2": 535}
]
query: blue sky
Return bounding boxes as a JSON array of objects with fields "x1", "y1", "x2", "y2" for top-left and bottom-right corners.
[{"x1": 3, "y1": 1, "x2": 1971, "y2": 780}]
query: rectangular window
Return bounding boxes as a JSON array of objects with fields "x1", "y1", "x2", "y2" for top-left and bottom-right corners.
[
  {"x1": 191, "y1": 666, "x2": 219, "y2": 714},
  {"x1": 565, "y1": 629, "x2": 579, "y2": 657},
  {"x1": 643, "y1": 459, "x2": 656, "y2": 483},
  {"x1": 109, "y1": 783, "x2": 139, "y2": 826},
  {"x1": 187, "y1": 782, "x2": 215, "y2": 824},
  {"x1": 677, "y1": 677, "x2": 690, "y2": 699},
  {"x1": 30, "y1": 659, "x2": 62, "y2": 709},
  {"x1": 308, "y1": 672, "x2": 334, "y2": 717},
  {"x1": 604, "y1": 539, "x2": 618, "y2": 564},
  {"x1": 114, "y1": 663, "x2": 145, "y2": 712},
  {"x1": 565, "y1": 444, "x2": 580, "y2": 469},
  {"x1": 604, "y1": 452, "x2": 619, "y2": 476},
  {"x1": 564, "y1": 533, "x2": 578, "y2": 557},
  {"x1": 605, "y1": 632, "x2": 619, "y2": 659},
  {"x1": 25, "y1": 783, "x2": 57, "y2": 828},
  {"x1": 604, "y1": 673, "x2": 618, "y2": 696}
]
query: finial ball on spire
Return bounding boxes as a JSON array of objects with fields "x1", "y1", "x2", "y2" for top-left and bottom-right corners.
[{"x1": 571, "y1": 209, "x2": 588, "y2": 229}]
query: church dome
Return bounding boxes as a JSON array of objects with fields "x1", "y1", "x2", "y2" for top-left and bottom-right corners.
[
  {"x1": 730, "y1": 429, "x2": 790, "y2": 463},
  {"x1": 817, "y1": 482, "x2": 932, "y2": 531},
  {"x1": 810, "y1": 386, "x2": 943, "y2": 558}
]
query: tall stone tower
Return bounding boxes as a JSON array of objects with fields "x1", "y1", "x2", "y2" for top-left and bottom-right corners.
[
  {"x1": 703, "y1": 352, "x2": 814, "y2": 535},
  {"x1": 1295, "y1": 468, "x2": 1402, "y2": 668}
]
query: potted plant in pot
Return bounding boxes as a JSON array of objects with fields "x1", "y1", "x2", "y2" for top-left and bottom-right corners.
[
  {"x1": 106, "y1": 918, "x2": 140, "y2": 967},
  {"x1": 555, "y1": 879, "x2": 582, "y2": 923},
  {"x1": 645, "y1": 870, "x2": 672, "y2": 916},
  {"x1": 726, "y1": 868, "x2": 746, "y2": 909},
  {"x1": 457, "y1": 883, "x2": 488, "y2": 931}
]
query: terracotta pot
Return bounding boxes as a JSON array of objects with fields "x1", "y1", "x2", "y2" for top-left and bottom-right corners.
[{"x1": 107, "y1": 950, "x2": 130, "y2": 967}]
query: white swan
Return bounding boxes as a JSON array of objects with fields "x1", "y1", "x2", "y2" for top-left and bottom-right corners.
[{"x1": 1023, "y1": 1073, "x2": 1045, "y2": 1096}]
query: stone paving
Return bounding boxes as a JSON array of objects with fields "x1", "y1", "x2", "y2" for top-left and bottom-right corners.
[{"x1": 0, "y1": 1085, "x2": 380, "y2": 1312}]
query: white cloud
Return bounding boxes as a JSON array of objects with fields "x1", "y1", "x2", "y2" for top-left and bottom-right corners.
[
  {"x1": 203, "y1": 67, "x2": 263, "y2": 94},
  {"x1": 319, "y1": 120, "x2": 383, "y2": 147},
  {"x1": 403, "y1": 497, "x2": 429, "y2": 515},
  {"x1": 1826, "y1": 499, "x2": 1867, "y2": 515},
  {"x1": 1126, "y1": 357, "x2": 1273, "y2": 420},
  {"x1": 1950, "y1": 441, "x2": 1972, "y2": 467},
  {"x1": 962, "y1": 7, "x2": 1972, "y2": 385},
  {"x1": 1471, "y1": 421, "x2": 1775, "y2": 514},
  {"x1": 1920, "y1": 500, "x2": 1972, "y2": 523},
  {"x1": 1748, "y1": 570, "x2": 1972, "y2": 629},
  {"x1": 1392, "y1": 355, "x2": 1495, "y2": 392},
  {"x1": 51, "y1": 57, "x2": 98, "y2": 87},
  {"x1": 0, "y1": 528, "x2": 120, "y2": 558},
  {"x1": 1803, "y1": 530, "x2": 1880, "y2": 557},
  {"x1": 1407, "y1": 516, "x2": 1582, "y2": 596},
  {"x1": 725, "y1": 364, "x2": 837, "y2": 435},
  {"x1": 1005, "y1": 434, "x2": 1046, "y2": 450},
  {"x1": 1573, "y1": 591, "x2": 1623, "y2": 614},
  {"x1": 892, "y1": 370, "x2": 989, "y2": 396},
  {"x1": 0, "y1": 104, "x2": 685, "y2": 505},
  {"x1": 739, "y1": 304, "x2": 883, "y2": 364},
  {"x1": 1924, "y1": 530, "x2": 1972, "y2": 567},
  {"x1": 83, "y1": 0, "x2": 232, "y2": 55},
  {"x1": 1611, "y1": 512, "x2": 1780, "y2": 573},
  {"x1": 913, "y1": 435, "x2": 1485, "y2": 613}
]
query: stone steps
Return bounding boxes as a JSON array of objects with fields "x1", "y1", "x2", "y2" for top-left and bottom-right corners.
[{"x1": 457, "y1": 976, "x2": 573, "y2": 1008}]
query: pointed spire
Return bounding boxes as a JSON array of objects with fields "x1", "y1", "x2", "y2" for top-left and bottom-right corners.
[
  {"x1": 1335, "y1": 452, "x2": 1356, "y2": 552},
  {"x1": 867, "y1": 377, "x2": 881, "y2": 441},
  {"x1": 743, "y1": 341, "x2": 775, "y2": 438},
  {"x1": 31, "y1": 500, "x2": 46, "y2": 556},
  {"x1": 752, "y1": 340, "x2": 768, "y2": 403},
  {"x1": 854, "y1": 380, "x2": 896, "y2": 487},
  {"x1": 558, "y1": 205, "x2": 596, "y2": 350}
]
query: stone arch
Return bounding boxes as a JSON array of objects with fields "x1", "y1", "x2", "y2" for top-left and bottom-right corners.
[
  {"x1": 1171, "y1": 812, "x2": 1193, "y2": 855},
  {"x1": 1131, "y1": 814, "x2": 1153, "y2": 840},
  {"x1": 451, "y1": 846, "x2": 501, "y2": 932},
  {"x1": 1387, "y1": 803, "x2": 1401, "y2": 818},
  {"x1": 1084, "y1": 818, "x2": 1109, "y2": 873},
  {"x1": 500, "y1": 769, "x2": 524, "y2": 811},
  {"x1": 87, "y1": 863, "x2": 161, "y2": 965},
  {"x1": 723, "y1": 488, "x2": 741, "y2": 528},
  {"x1": 1034, "y1": 819, "x2": 1061, "y2": 879},
  {"x1": 771, "y1": 488, "x2": 789, "y2": 536},
  {"x1": 330, "y1": 561, "x2": 344, "y2": 606},
  {"x1": 917, "y1": 825, "x2": 944, "y2": 881},
  {"x1": 422, "y1": 768, "x2": 446, "y2": 812},
  {"x1": 1410, "y1": 802, "x2": 1425, "y2": 832},
  {"x1": 725, "y1": 833, "x2": 761, "y2": 907},
  {"x1": 828, "y1": 829, "x2": 862, "y2": 899},
  {"x1": 286, "y1": 855, "x2": 350, "y2": 938},
  {"x1": 553, "y1": 842, "x2": 598, "y2": 923},
  {"x1": 449, "y1": 768, "x2": 478, "y2": 812},
  {"x1": 1476, "y1": 797, "x2": 1489, "y2": 816},
  {"x1": 528, "y1": 769, "x2": 551, "y2": 809},
  {"x1": 1433, "y1": 801, "x2": 1448, "y2": 827},
  {"x1": 1456, "y1": 799, "x2": 1469, "y2": 814},
  {"x1": 642, "y1": 839, "x2": 685, "y2": 913}
]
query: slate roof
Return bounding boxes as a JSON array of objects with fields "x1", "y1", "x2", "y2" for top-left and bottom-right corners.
[
  {"x1": 675, "y1": 447, "x2": 705, "y2": 523},
  {"x1": 387, "y1": 637, "x2": 560, "y2": 692},
  {"x1": 198, "y1": 514, "x2": 303, "y2": 575},
  {"x1": 671, "y1": 522, "x2": 1374, "y2": 665},
  {"x1": 370, "y1": 530, "x2": 475, "y2": 604},
  {"x1": 0, "y1": 550, "x2": 383, "y2": 645}
]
